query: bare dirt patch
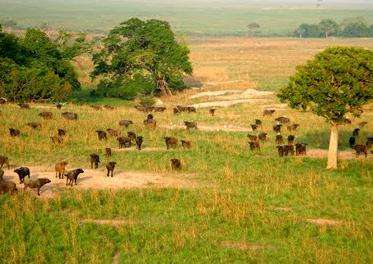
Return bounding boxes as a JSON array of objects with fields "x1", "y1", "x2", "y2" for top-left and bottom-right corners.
[
  {"x1": 306, "y1": 149, "x2": 371, "y2": 160},
  {"x1": 192, "y1": 98, "x2": 270, "y2": 109},
  {"x1": 2, "y1": 166, "x2": 198, "y2": 197},
  {"x1": 190, "y1": 89, "x2": 242, "y2": 99},
  {"x1": 306, "y1": 218, "x2": 343, "y2": 226},
  {"x1": 221, "y1": 241, "x2": 273, "y2": 251}
]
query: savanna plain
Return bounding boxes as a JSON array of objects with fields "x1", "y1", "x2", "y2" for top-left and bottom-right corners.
[{"x1": 1, "y1": 37, "x2": 372, "y2": 263}]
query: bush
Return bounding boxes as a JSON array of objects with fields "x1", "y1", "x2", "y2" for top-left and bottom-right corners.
[{"x1": 95, "y1": 75, "x2": 156, "y2": 100}]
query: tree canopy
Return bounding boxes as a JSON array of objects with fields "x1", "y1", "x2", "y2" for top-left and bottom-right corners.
[
  {"x1": 0, "y1": 26, "x2": 83, "y2": 102},
  {"x1": 278, "y1": 47, "x2": 373, "y2": 169},
  {"x1": 91, "y1": 18, "x2": 193, "y2": 98}
]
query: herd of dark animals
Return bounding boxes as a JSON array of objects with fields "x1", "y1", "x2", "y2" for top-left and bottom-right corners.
[{"x1": 0, "y1": 100, "x2": 372, "y2": 196}]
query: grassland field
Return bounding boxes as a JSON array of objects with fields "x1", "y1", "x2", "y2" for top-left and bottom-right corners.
[
  {"x1": 0, "y1": 37, "x2": 372, "y2": 263},
  {"x1": 1, "y1": 0, "x2": 373, "y2": 35}
]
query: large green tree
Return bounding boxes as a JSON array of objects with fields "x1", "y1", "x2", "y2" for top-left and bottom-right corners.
[
  {"x1": 0, "y1": 27, "x2": 83, "y2": 101},
  {"x1": 92, "y1": 18, "x2": 192, "y2": 97},
  {"x1": 278, "y1": 47, "x2": 373, "y2": 169},
  {"x1": 319, "y1": 19, "x2": 339, "y2": 38}
]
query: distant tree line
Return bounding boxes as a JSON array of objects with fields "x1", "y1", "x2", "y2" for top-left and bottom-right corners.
[
  {"x1": 0, "y1": 25, "x2": 87, "y2": 102},
  {"x1": 294, "y1": 17, "x2": 373, "y2": 38}
]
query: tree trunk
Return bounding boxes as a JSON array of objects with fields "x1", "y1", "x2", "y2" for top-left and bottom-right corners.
[
  {"x1": 156, "y1": 77, "x2": 172, "y2": 96},
  {"x1": 327, "y1": 124, "x2": 339, "y2": 169}
]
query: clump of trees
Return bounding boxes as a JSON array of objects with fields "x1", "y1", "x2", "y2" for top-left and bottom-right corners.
[
  {"x1": 295, "y1": 17, "x2": 373, "y2": 38},
  {"x1": 91, "y1": 18, "x2": 193, "y2": 99},
  {"x1": 0, "y1": 25, "x2": 84, "y2": 102},
  {"x1": 278, "y1": 47, "x2": 373, "y2": 169}
]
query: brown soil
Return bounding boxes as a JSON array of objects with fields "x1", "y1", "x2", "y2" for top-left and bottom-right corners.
[{"x1": 2, "y1": 166, "x2": 198, "y2": 198}]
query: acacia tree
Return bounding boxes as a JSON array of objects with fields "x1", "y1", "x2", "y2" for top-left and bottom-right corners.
[
  {"x1": 319, "y1": 19, "x2": 339, "y2": 38},
  {"x1": 92, "y1": 18, "x2": 192, "y2": 96},
  {"x1": 247, "y1": 22, "x2": 260, "y2": 37},
  {"x1": 278, "y1": 47, "x2": 373, "y2": 169}
]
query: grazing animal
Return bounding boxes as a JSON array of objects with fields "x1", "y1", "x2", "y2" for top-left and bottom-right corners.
[
  {"x1": 65, "y1": 169, "x2": 84, "y2": 186},
  {"x1": 287, "y1": 124, "x2": 300, "y2": 131},
  {"x1": 273, "y1": 124, "x2": 282, "y2": 133},
  {"x1": 90, "y1": 154, "x2": 100, "y2": 169},
  {"x1": 353, "y1": 145, "x2": 368, "y2": 158},
  {"x1": 27, "y1": 122, "x2": 41, "y2": 129},
  {"x1": 55, "y1": 162, "x2": 68, "y2": 179},
  {"x1": 119, "y1": 120, "x2": 133, "y2": 128},
  {"x1": 14, "y1": 167, "x2": 30, "y2": 183},
  {"x1": 58, "y1": 129, "x2": 66, "y2": 137},
  {"x1": 9, "y1": 128, "x2": 20, "y2": 137},
  {"x1": 117, "y1": 137, "x2": 132, "y2": 148},
  {"x1": 0, "y1": 97, "x2": 8, "y2": 104},
  {"x1": 96, "y1": 130, "x2": 107, "y2": 141},
  {"x1": 50, "y1": 136, "x2": 63, "y2": 144},
  {"x1": 287, "y1": 135, "x2": 295, "y2": 145},
  {"x1": 0, "y1": 155, "x2": 10, "y2": 169},
  {"x1": 258, "y1": 132, "x2": 268, "y2": 141},
  {"x1": 173, "y1": 107, "x2": 180, "y2": 114},
  {"x1": 263, "y1": 109, "x2": 275, "y2": 116},
  {"x1": 277, "y1": 145, "x2": 285, "y2": 157},
  {"x1": 18, "y1": 103, "x2": 30, "y2": 109},
  {"x1": 174, "y1": 105, "x2": 196, "y2": 114},
  {"x1": 24, "y1": 178, "x2": 51, "y2": 196},
  {"x1": 359, "y1": 121, "x2": 368, "y2": 128},
  {"x1": 143, "y1": 115, "x2": 157, "y2": 129},
  {"x1": 55, "y1": 103, "x2": 62, "y2": 109},
  {"x1": 251, "y1": 124, "x2": 258, "y2": 131},
  {"x1": 153, "y1": 106, "x2": 166, "y2": 112},
  {"x1": 106, "y1": 162, "x2": 117, "y2": 177},
  {"x1": 284, "y1": 145, "x2": 295, "y2": 156},
  {"x1": 107, "y1": 128, "x2": 119, "y2": 137},
  {"x1": 349, "y1": 136, "x2": 356, "y2": 148},
  {"x1": 135, "y1": 136, "x2": 143, "y2": 150},
  {"x1": 181, "y1": 140, "x2": 192, "y2": 149},
  {"x1": 184, "y1": 121, "x2": 197, "y2": 130},
  {"x1": 104, "y1": 105, "x2": 115, "y2": 110},
  {"x1": 275, "y1": 116, "x2": 290, "y2": 124},
  {"x1": 275, "y1": 134, "x2": 284, "y2": 145},
  {"x1": 249, "y1": 141, "x2": 260, "y2": 151},
  {"x1": 105, "y1": 147, "x2": 112, "y2": 157},
  {"x1": 209, "y1": 108, "x2": 216, "y2": 116},
  {"x1": 61, "y1": 112, "x2": 78, "y2": 120},
  {"x1": 0, "y1": 180, "x2": 17, "y2": 195},
  {"x1": 295, "y1": 143, "x2": 307, "y2": 156},
  {"x1": 352, "y1": 128, "x2": 360, "y2": 137},
  {"x1": 170, "y1": 159, "x2": 182, "y2": 170},
  {"x1": 39, "y1": 112, "x2": 53, "y2": 119},
  {"x1": 247, "y1": 134, "x2": 259, "y2": 142},
  {"x1": 165, "y1": 137, "x2": 178, "y2": 149},
  {"x1": 90, "y1": 105, "x2": 102, "y2": 110},
  {"x1": 127, "y1": 131, "x2": 137, "y2": 142},
  {"x1": 255, "y1": 119, "x2": 262, "y2": 127}
]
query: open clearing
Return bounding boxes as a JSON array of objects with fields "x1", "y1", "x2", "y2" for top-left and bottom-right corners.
[{"x1": 1, "y1": 37, "x2": 372, "y2": 263}]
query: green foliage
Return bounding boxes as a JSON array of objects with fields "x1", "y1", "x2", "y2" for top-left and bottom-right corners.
[
  {"x1": 295, "y1": 18, "x2": 373, "y2": 38},
  {"x1": 0, "y1": 27, "x2": 82, "y2": 102},
  {"x1": 138, "y1": 94, "x2": 156, "y2": 107},
  {"x1": 319, "y1": 19, "x2": 340, "y2": 38},
  {"x1": 92, "y1": 18, "x2": 192, "y2": 97},
  {"x1": 94, "y1": 74, "x2": 155, "y2": 100},
  {"x1": 278, "y1": 47, "x2": 373, "y2": 124}
]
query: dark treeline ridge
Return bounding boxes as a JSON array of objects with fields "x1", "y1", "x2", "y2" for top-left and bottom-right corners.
[{"x1": 293, "y1": 17, "x2": 373, "y2": 38}]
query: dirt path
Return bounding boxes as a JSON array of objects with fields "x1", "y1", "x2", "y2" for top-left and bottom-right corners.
[
  {"x1": 306, "y1": 149, "x2": 371, "y2": 160},
  {"x1": 2, "y1": 166, "x2": 198, "y2": 198}
]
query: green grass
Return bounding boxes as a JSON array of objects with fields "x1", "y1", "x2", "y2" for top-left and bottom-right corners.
[
  {"x1": 0, "y1": 98, "x2": 372, "y2": 262},
  {"x1": 1, "y1": 0, "x2": 373, "y2": 35}
]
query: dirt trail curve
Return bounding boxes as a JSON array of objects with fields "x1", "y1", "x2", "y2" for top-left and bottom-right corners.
[{"x1": 2, "y1": 166, "x2": 198, "y2": 198}]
